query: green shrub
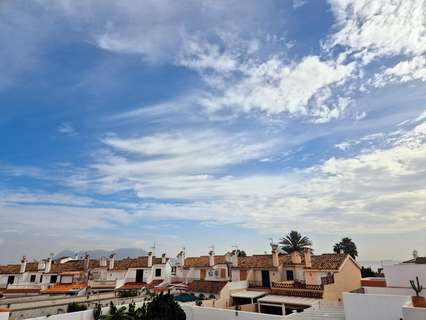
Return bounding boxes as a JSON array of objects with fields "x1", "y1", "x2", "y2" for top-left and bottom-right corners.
[{"x1": 67, "y1": 303, "x2": 87, "y2": 313}]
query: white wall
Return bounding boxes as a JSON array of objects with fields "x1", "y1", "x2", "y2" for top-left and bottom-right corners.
[
  {"x1": 364, "y1": 286, "x2": 426, "y2": 298},
  {"x1": 402, "y1": 304, "x2": 426, "y2": 320},
  {"x1": 0, "y1": 313, "x2": 9, "y2": 320},
  {"x1": 384, "y1": 264, "x2": 426, "y2": 288},
  {"x1": 343, "y1": 292, "x2": 410, "y2": 320},
  {"x1": 181, "y1": 305, "x2": 285, "y2": 320}
]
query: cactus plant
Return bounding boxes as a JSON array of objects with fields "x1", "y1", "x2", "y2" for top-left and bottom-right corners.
[{"x1": 410, "y1": 276, "x2": 423, "y2": 297}]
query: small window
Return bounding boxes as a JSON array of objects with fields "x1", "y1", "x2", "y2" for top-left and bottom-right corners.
[
  {"x1": 155, "y1": 269, "x2": 161, "y2": 277},
  {"x1": 286, "y1": 270, "x2": 294, "y2": 281},
  {"x1": 7, "y1": 275, "x2": 15, "y2": 285},
  {"x1": 30, "y1": 275, "x2": 36, "y2": 282},
  {"x1": 40, "y1": 275, "x2": 43, "y2": 283},
  {"x1": 50, "y1": 275, "x2": 58, "y2": 283}
]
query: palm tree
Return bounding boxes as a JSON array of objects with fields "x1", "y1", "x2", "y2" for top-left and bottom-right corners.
[
  {"x1": 334, "y1": 237, "x2": 358, "y2": 259},
  {"x1": 279, "y1": 230, "x2": 312, "y2": 254}
]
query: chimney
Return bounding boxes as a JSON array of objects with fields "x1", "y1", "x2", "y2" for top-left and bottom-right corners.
[
  {"x1": 148, "y1": 252, "x2": 153, "y2": 268},
  {"x1": 100, "y1": 256, "x2": 107, "y2": 267},
  {"x1": 20, "y1": 256, "x2": 27, "y2": 273},
  {"x1": 45, "y1": 257, "x2": 52, "y2": 273},
  {"x1": 108, "y1": 254, "x2": 115, "y2": 270},
  {"x1": 74, "y1": 253, "x2": 79, "y2": 260},
  {"x1": 84, "y1": 254, "x2": 90, "y2": 271},
  {"x1": 271, "y1": 244, "x2": 279, "y2": 267},
  {"x1": 209, "y1": 250, "x2": 215, "y2": 267},
  {"x1": 38, "y1": 259, "x2": 46, "y2": 271},
  {"x1": 177, "y1": 250, "x2": 185, "y2": 266},
  {"x1": 161, "y1": 253, "x2": 167, "y2": 264},
  {"x1": 304, "y1": 247, "x2": 312, "y2": 268},
  {"x1": 231, "y1": 251, "x2": 238, "y2": 267},
  {"x1": 290, "y1": 251, "x2": 302, "y2": 264}
]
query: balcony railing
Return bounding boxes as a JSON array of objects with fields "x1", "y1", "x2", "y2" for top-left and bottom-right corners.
[
  {"x1": 271, "y1": 281, "x2": 324, "y2": 298},
  {"x1": 321, "y1": 275, "x2": 335, "y2": 285},
  {"x1": 248, "y1": 280, "x2": 270, "y2": 289}
]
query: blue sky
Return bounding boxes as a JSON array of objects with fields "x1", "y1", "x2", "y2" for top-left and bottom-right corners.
[{"x1": 1, "y1": 0, "x2": 426, "y2": 263}]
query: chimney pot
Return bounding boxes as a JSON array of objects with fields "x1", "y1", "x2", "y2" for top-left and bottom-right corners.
[
  {"x1": 271, "y1": 244, "x2": 279, "y2": 267},
  {"x1": 108, "y1": 254, "x2": 115, "y2": 270},
  {"x1": 304, "y1": 247, "x2": 312, "y2": 268},
  {"x1": 209, "y1": 250, "x2": 215, "y2": 267},
  {"x1": 20, "y1": 256, "x2": 27, "y2": 273},
  {"x1": 148, "y1": 252, "x2": 153, "y2": 268}
]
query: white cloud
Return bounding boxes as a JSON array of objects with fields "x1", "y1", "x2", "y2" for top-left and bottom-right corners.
[
  {"x1": 200, "y1": 56, "x2": 354, "y2": 121},
  {"x1": 328, "y1": 0, "x2": 426, "y2": 61},
  {"x1": 78, "y1": 117, "x2": 426, "y2": 234},
  {"x1": 58, "y1": 122, "x2": 77, "y2": 136},
  {"x1": 371, "y1": 56, "x2": 426, "y2": 87}
]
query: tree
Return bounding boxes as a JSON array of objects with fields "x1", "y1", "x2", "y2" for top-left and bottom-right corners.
[
  {"x1": 143, "y1": 293, "x2": 186, "y2": 320},
  {"x1": 93, "y1": 303, "x2": 102, "y2": 320},
  {"x1": 67, "y1": 303, "x2": 87, "y2": 313},
  {"x1": 279, "y1": 230, "x2": 312, "y2": 254},
  {"x1": 231, "y1": 249, "x2": 247, "y2": 257},
  {"x1": 334, "y1": 237, "x2": 358, "y2": 259}
]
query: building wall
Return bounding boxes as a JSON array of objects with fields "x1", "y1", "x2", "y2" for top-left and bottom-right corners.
[
  {"x1": 384, "y1": 263, "x2": 426, "y2": 288},
  {"x1": 181, "y1": 304, "x2": 285, "y2": 320},
  {"x1": 402, "y1": 304, "x2": 426, "y2": 320},
  {"x1": 323, "y1": 259, "x2": 361, "y2": 301},
  {"x1": 0, "y1": 313, "x2": 9, "y2": 320},
  {"x1": 343, "y1": 292, "x2": 410, "y2": 320}
]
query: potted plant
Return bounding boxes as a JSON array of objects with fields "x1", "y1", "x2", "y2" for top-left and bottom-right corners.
[{"x1": 410, "y1": 276, "x2": 426, "y2": 307}]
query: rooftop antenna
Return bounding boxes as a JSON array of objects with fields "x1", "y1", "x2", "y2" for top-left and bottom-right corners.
[
  {"x1": 232, "y1": 245, "x2": 239, "y2": 252},
  {"x1": 151, "y1": 242, "x2": 156, "y2": 256}
]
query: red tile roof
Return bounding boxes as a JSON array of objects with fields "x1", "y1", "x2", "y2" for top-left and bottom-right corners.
[
  {"x1": 187, "y1": 280, "x2": 227, "y2": 294},
  {"x1": 4, "y1": 288, "x2": 41, "y2": 294},
  {"x1": 0, "y1": 265, "x2": 20, "y2": 274},
  {"x1": 113, "y1": 257, "x2": 166, "y2": 270},
  {"x1": 119, "y1": 280, "x2": 163, "y2": 290},
  {"x1": 184, "y1": 256, "x2": 227, "y2": 268},
  {"x1": 41, "y1": 283, "x2": 87, "y2": 294}
]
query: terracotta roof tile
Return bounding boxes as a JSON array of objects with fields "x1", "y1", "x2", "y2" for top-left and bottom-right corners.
[
  {"x1": 119, "y1": 280, "x2": 163, "y2": 290},
  {"x1": 184, "y1": 256, "x2": 227, "y2": 268},
  {"x1": 4, "y1": 288, "x2": 41, "y2": 294},
  {"x1": 42, "y1": 283, "x2": 87, "y2": 294},
  {"x1": 113, "y1": 257, "x2": 165, "y2": 270},
  {"x1": 187, "y1": 280, "x2": 227, "y2": 294},
  {"x1": 0, "y1": 265, "x2": 20, "y2": 274},
  {"x1": 237, "y1": 255, "x2": 276, "y2": 269}
]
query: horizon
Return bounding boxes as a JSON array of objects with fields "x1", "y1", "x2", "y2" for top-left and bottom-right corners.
[{"x1": 1, "y1": 0, "x2": 425, "y2": 264}]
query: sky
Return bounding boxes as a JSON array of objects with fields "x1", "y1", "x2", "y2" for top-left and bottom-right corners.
[{"x1": 0, "y1": 0, "x2": 425, "y2": 263}]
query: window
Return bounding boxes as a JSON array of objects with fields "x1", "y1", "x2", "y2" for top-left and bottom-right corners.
[
  {"x1": 40, "y1": 275, "x2": 43, "y2": 283},
  {"x1": 7, "y1": 275, "x2": 15, "y2": 285},
  {"x1": 155, "y1": 269, "x2": 161, "y2": 277},
  {"x1": 50, "y1": 275, "x2": 58, "y2": 283},
  {"x1": 30, "y1": 275, "x2": 36, "y2": 282},
  {"x1": 286, "y1": 270, "x2": 294, "y2": 281}
]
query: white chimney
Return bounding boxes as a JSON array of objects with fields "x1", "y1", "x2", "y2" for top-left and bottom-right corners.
[
  {"x1": 108, "y1": 254, "x2": 115, "y2": 270},
  {"x1": 271, "y1": 244, "x2": 279, "y2": 267},
  {"x1": 20, "y1": 256, "x2": 27, "y2": 273},
  {"x1": 74, "y1": 253, "x2": 79, "y2": 260},
  {"x1": 290, "y1": 251, "x2": 302, "y2": 264},
  {"x1": 177, "y1": 250, "x2": 185, "y2": 266},
  {"x1": 231, "y1": 252, "x2": 238, "y2": 267},
  {"x1": 45, "y1": 258, "x2": 52, "y2": 273},
  {"x1": 38, "y1": 259, "x2": 46, "y2": 271},
  {"x1": 161, "y1": 253, "x2": 167, "y2": 264},
  {"x1": 84, "y1": 254, "x2": 90, "y2": 271},
  {"x1": 148, "y1": 252, "x2": 153, "y2": 268},
  {"x1": 209, "y1": 250, "x2": 215, "y2": 267},
  {"x1": 100, "y1": 256, "x2": 107, "y2": 267},
  {"x1": 304, "y1": 247, "x2": 312, "y2": 268}
]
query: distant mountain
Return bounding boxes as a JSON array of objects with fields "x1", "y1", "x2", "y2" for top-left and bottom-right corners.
[{"x1": 54, "y1": 248, "x2": 148, "y2": 260}]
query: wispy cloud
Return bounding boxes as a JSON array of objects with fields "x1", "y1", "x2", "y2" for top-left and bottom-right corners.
[{"x1": 58, "y1": 122, "x2": 77, "y2": 136}]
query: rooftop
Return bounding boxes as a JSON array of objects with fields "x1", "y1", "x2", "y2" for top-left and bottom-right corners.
[{"x1": 231, "y1": 290, "x2": 267, "y2": 299}]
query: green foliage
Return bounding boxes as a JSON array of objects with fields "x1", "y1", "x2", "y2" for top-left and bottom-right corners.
[
  {"x1": 231, "y1": 249, "x2": 247, "y2": 257},
  {"x1": 333, "y1": 237, "x2": 358, "y2": 259},
  {"x1": 279, "y1": 230, "x2": 312, "y2": 254},
  {"x1": 101, "y1": 293, "x2": 185, "y2": 320},
  {"x1": 143, "y1": 293, "x2": 186, "y2": 320},
  {"x1": 410, "y1": 276, "x2": 423, "y2": 297},
  {"x1": 67, "y1": 303, "x2": 88, "y2": 313},
  {"x1": 195, "y1": 299, "x2": 202, "y2": 306},
  {"x1": 361, "y1": 266, "x2": 376, "y2": 278},
  {"x1": 118, "y1": 290, "x2": 138, "y2": 298},
  {"x1": 93, "y1": 303, "x2": 102, "y2": 320},
  {"x1": 208, "y1": 294, "x2": 216, "y2": 300}
]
